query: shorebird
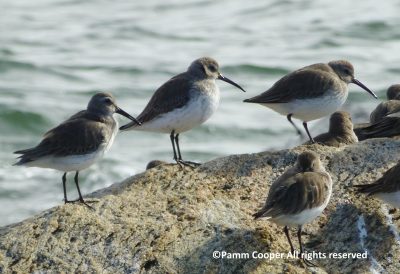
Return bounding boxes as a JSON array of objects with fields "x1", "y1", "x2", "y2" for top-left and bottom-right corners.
[
  {"x1": 370, "y1": 85, "x2": 400, "y2": 124},
  {"x1": 304, "y1": 111, "x2": 358, "y2": 147},
  {"x1": 120, "y1": 57, "x2": 245, "y2": 167},
  {"x1": 244, "y1": 60, "x2": 377, "y2": 143},
  {"x1": 354, "y1": 162, "x2": 400, "y2": 209},
  {"x1": 14, "y1": 92, "x2": 140, "y2": 207},
  {"x1": 253, "y1": 151, "x2": 332, "y2": 266},
  {"x1": 355, "y1": 111, "x2": 400, "y2": 140},
  {"x1": 386, "y1": 84, "x2": 400, "y2": 100}
]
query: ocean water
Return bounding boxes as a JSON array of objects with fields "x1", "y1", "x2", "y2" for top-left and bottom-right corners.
[{"x1": 1, "y1": 0, "x2": 400, "y2": 226}]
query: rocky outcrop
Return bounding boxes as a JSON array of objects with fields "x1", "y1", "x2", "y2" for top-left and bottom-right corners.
[{"x1": 1, "y1": 139, "x2": 400, "y2": 273}]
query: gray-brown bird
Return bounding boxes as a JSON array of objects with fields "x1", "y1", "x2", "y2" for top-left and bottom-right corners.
[
  {"x1": 304, "y1": 111, "x2": 358, "y2": 147},
  {"x1": 370, "y1": 84, "x2": 400, "y2": 124},
  {"x1": 244, "y1": 60, "x2": 376, "y2": 143},
  {"x1": 14, "y1": 93, "x2": 140, "y2": 207},
  {"x1": 120, "y1": 57, "x2": 245, "y2": 167},
  {"x1": 254, "y1": 151, "x2": 332, "y2": 266}
]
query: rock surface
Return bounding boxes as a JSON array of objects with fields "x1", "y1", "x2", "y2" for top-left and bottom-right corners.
[{"x1": 1, "y1": 139, "x2": 400, "y2": 273}]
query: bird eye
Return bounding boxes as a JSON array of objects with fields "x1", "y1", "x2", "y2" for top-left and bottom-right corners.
[
  {"x1": 103, "y1": 98, "x2": 113, "y2": 105},
  {"x1": 209, "y1": 65, "x2": 217, "y2": 72},
  {"x1": 344, "y1": 68, "x2": 351, "y2": 75}
]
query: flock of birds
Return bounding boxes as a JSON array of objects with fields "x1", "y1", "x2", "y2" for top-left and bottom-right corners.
[{"x1": 13, "y1": 57, "x2": 400, "y2": 266}]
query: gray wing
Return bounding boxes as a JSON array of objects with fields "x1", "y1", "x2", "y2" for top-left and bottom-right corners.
[
  {"x1": 244, "y1": 65, "x2": 337, "y2": 104},
  {"x1": 14, "y1": 113, "x2": 111, "y2": 164},
  {"x1": 120, "y1": 73, "x2": 192, "y2": 130},
  {"x1": 254, "y1": 172, "x2": 330, "y2": 219}
]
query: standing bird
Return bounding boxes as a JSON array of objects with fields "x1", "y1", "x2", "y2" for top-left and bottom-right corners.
[
  {"x1": 120, "y1": 57, "x2": 246, "y2": 167},
  {"x1": 304, "y1": 111, "x2": 358, "y2": 147},
  {"x1": 369, "y1": 84, "x2": 400, "y2": 124},
  {"x1": 354, "y1": 162, "x2": 400, "y2": 209},
  {"x1": 14, "y1": 92, "x2": 140, "y2": 207},
  {"x1": 244, "y1": 60, "x2": 377, "y2": 143},
  {"x1": 253, "y1": 151, "x2": 332, "y2": 266}
]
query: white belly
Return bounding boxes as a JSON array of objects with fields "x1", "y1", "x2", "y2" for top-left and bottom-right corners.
[
  {"x1": 261, "y1": 89, "x2": 348, "y2": 122},
  {"x1": 135, "y1": 89, "x2": 220, "y2": 134},
  {"x1": 26, "y1": 151, "x2": 105, "y2": 172},
  {"x1": 375, "y1": 191, "x2": 400, "y2": 208},
  {"x1": 270, "y1": 205, "x2": 327, "y2": 227}
]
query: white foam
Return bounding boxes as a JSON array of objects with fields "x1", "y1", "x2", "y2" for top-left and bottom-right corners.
[
  {"x1": 357, "y1": 215, "x2": 385, "y2": 273},
  {"x1": 380, "y1": 204, "x2": 400, "y2": 245}
]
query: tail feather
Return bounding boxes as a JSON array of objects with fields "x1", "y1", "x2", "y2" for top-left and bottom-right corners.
[
  {"x1": 253, "y1": 207, "x2": 271, "y2": 220},
  {"x1": 352, "y1": 184, "x2": 377, "y2": 195}
]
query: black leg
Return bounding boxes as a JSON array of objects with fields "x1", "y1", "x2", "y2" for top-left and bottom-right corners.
[
  {"x1": 74, "y1": 171, "x2": 83, "y2": 202},
  {"x1": 302, "y1": 122, "x2": 315, "y2": 143},
  {"x1": 174, "y1": 133, "x2": 183, "y2": 160},
  {"x1": 173, "y1": 132, "x2": 201, "y2": 168},
  {"x1": 287, "y1": 114, "x2": 303, "y2": 136},
  {"x1": 297, "y1": 225, "x2": 317, "y2": 267},
  {"x1": 73, "y1": 171, "x2": 94, "y2": 210},
  {"x1": 283, "y1": 226, "x2": 295, "y2": 254},
  {"x1": 63, "y1": 171, "x2": 94, "y2": 210},
  {"x1": 62, "y1": 172, "x2": 68, "y2": 203},
  {"x1": 170, "y1": 130, "x2": 178, "y2": 161}
]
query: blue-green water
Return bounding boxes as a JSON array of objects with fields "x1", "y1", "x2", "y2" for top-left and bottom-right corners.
[{"x1": 1, "y1": 0, "x2": 400, "y2": 226}]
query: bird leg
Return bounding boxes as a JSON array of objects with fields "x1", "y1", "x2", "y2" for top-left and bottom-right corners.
[
  {"x1": 302, "y1": 122, "x2": 315, "y2": 143},
  {"x1": 62, "y1": 172, "x2": 69, "y2": 203},
  {"x1": 283, "y1": 226, "x2": 295, "y2": 255},
  {"x1": 174, "y1": 132, "x2": 201, "y2": 168},
  {"x1": 297, "y1": 225, "x2": 318, "y2": 267},
  {"x1": 170, "y1": 131, "x2": 179, "y2": 162},
  {"x1": 287, "y1": 114, "x2": 304, "y2": 137},
  {"x1": 64, "y1": 172, "x2": 94, "y2": 210}
]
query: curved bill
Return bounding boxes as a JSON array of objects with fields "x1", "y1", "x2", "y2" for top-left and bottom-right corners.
[
  {"x1": 218, "y1": 73, "x2": 246, "y2": 92},
  {"x1": 116, "y1": 107, "x2": 141, "y2": 125},
  {"x1": 352, "y1": 78, "x2": 377, "y2": 99}
]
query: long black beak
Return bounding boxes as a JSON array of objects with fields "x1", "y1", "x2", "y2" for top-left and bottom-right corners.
[
  {"x1": 218, "y1": 73, "x2": 246, "y2": 92},
  {"x1": 116, "y1": 107, "x2": 141, "y2": 125},
  {"x1": 352, "y1": 78, "x2": 377, "y2": 99}
]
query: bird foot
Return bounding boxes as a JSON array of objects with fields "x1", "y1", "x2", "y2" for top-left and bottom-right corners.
[
  {"x1": 64, "y1": 198, "x2": 96, "y2": 210},
  {"x1": 301, "y1": 257, "x2": 318, "y2": 268},
  {"x1": 176, "y1": 159, "x2": 201, "y2": 168}
]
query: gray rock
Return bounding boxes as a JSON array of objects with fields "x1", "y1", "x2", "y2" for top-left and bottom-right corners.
[{"x1": 1, "y1": 139, "x2": 400, "y2": 273}]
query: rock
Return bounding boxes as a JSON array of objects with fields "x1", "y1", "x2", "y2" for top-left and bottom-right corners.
[{"x1": 1, "y1": 139, "x2": 400, "y2": 273}]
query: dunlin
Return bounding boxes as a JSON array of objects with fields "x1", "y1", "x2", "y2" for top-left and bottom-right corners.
[
  {"x1": 354, "y1": 162, "x2": 400, "y2": 208},
  {"x1": 14, "y1": 92, "x2": 140, "y2": 207},
  {"x1": 356, "y1": 111, "x2": 400, "y2": 140},
  {"x1": 244, "y1": 60, "x2": 377, "y2": 143},
  {"x1": 254, "y1": 151, "x2": 332, "y2": 266},
  {"x1": 386, "y1": 84, "x2": 400, "y2": 100},
  {"x1": 304, "y1": 111, "x2": 357, "y2": 147},
  {"x1": 120, "y1": 57, "x2": 245, "y2": 167},
  {"x1": 370, "y1": 85, "x2": 400, "y2": 123}
]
